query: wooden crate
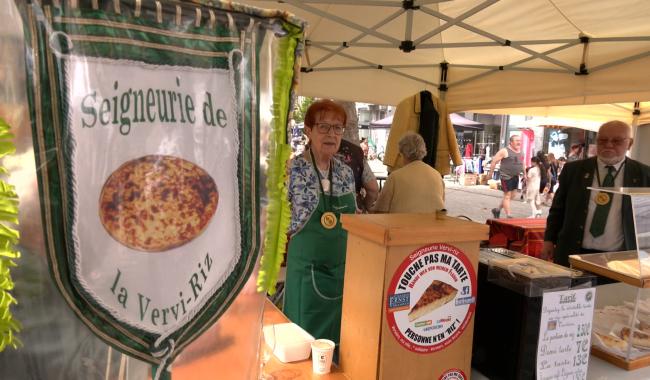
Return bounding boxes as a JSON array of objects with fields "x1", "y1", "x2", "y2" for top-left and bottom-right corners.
[{"x1": 461, "y1": 173, "x2": 478, "y2": 186}]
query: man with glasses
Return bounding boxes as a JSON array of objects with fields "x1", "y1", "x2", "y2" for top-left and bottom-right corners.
[{"x1": 541, "y1": 120, "x2": 650, "y2": 266}]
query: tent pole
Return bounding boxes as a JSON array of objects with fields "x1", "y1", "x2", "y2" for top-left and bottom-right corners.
[
  {"x1": 404, "y1": 7, "x2": 413, "y2": 41},
  {"x1": 414, "y1": 0, "x2": 498, "y2": 45},
  {"x1": 420, "y1": 6, "x2": 576, "y2": 72},
  {"x1": 439, "y1": 61, "x2": 448, "y2": 100},
  {"x1": 629, "y1": 102, "x2": 650, "y2": 165},
  {"x1": 504, "y1": 41, "x2": 580, "y2": 70},
  {"x1": 632, "y1": 101, "x2": 641, "y2": 128},
  {"x1": 300, "y1": 0, "x2": 402, "y2": 5},
  {"x1": 285, "y1": 0, "x2": 399, "y2": 44},
  {"x1": 577, "y1": 34, "x2": 590, "y2": 75},
  {"x1": 310, "y1": 9, "x2": 404, "y2": 67},
  {"x1": 591, "y1": 50, "x2": 650, "y2": 73},
  {"x1": 310, "y1": 43, "x2": 437, "y2": 86},
  {"x1": 314, "y1": 38, "x2": 595, "y2": 49}
]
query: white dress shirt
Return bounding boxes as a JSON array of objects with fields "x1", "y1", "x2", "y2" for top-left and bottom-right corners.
[{"x1": 582, "y1": 158, "x2": 626, "y2": 251}]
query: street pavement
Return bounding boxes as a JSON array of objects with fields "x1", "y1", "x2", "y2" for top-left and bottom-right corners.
[
  {"x1": 367, "y1": 158, "x2": 551, "y2": 223},
  {"x1": 443, "y1": 180, "x2": 551, "y2": 223}
]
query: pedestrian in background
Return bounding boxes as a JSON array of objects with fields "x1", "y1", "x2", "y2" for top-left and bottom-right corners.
[
  {"x1": 567, "y1": 143, "x2": 584, "y2": 162},
  {"x1": 547, "y1": 153, "x2": 559, "y2": 203},
  {"x1": 557, "y1": 156, "x2": 566, "y2": 177},
  {"x1": 536, "y1": 151, "x2": 550, "y2": 197},
  {"x1": 526, "y1": 157, "x2": 543, "y2": 218},
  {"x1": 487, "y1": 134, "x2": 525, "y2": 219},
  {"x1": 359, "y1": 137, "x2": 369, "y2": 158},
  {"x1": 372, "y1": 132, "x2": 445, "y2": 213}
]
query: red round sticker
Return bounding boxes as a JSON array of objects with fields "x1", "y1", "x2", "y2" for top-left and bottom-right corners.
[
  {"x1": 385, "y1": 243, "x2": 476, "y2": 354},
  {"x1": 439, "y1": 368, "x2": 467, "y2": 380}
]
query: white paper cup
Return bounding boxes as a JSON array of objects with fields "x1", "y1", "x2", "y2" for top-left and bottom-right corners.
[{"x1": 311, "y1": 339, "x2": 335, "y2": 375}]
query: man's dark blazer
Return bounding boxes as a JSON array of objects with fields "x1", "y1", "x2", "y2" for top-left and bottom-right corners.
[{"x1": 544, "y1": 156, "x2": 650, "y2": 266}]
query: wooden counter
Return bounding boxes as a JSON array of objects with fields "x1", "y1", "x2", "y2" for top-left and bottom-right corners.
[
  {"x1": 261, "y1": 301, "x2": 348, "y2": 379},
  {"x1": 167, "y1": 286, "x2": 347, "y2": 380},
  {"x1": 156, "y1": 279, "x2": 650, "y2": 379}
]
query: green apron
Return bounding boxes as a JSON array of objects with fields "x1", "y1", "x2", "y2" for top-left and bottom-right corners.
[{"x1": 284, "y1": 189, "x2": 356, "y2": 345}]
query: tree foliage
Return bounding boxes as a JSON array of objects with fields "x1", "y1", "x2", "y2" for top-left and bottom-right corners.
[{"x1": 292, "y1": 96, "x2": 314, "y2": 124}]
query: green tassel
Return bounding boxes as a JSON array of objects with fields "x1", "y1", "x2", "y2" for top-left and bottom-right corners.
[
  {"x1": 257, "y1": 22, "x2": 304, "y2": 295},
  {"x1": 0, "y1": 117, "x2": 21, "y2": 352}
]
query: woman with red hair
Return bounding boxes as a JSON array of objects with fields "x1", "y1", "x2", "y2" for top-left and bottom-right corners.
[{"x1": 284, "y1": 99, "x2": 357, "y2": 350}]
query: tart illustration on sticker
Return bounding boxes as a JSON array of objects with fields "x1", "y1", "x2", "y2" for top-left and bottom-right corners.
[
  {"x1": 99, "y1": 155, "x2": 218, "y2": 252},
  {"x1": 408, "y1": 280, "x2": 458, "y2": 322},
  {"x1": 386, "y1": 243, "x2": 476, "y2": 354}
]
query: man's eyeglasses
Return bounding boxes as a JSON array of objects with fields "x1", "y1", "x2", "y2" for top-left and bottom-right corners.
[
  {"x1": 596, "y1": 137, "x2": 629, "y2": 146},
  {"x1": 314, "y1": 123, "x2": 345, "y2": 135}
]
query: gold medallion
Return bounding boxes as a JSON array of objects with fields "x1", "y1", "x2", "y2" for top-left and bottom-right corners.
[
  {"x1": 595, "y1": 192, "x2": 611, "y2": 206},
  {"x1": 321, "y1": 211, "x2": 337, "y2": 229}
]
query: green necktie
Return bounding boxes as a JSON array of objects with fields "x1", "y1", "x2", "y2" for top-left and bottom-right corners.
[{"x1": 589, "y1": 165, "x2": 615, "y2": 237}]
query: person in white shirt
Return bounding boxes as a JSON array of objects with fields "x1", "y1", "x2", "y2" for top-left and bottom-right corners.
[{"x1": 525, "y1": 157, "x2": 543, "y2": 218}]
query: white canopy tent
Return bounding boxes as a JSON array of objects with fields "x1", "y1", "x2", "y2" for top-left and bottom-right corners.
[
  {"x1": 243, "y1": 0, "x2": 650, "y2": 125},
  {"x1": 475, "y1": 102, "x2": 650, "y2": 130},
  {"x1": 370, "y1": 113, "x2": 484, "y2": 128}
]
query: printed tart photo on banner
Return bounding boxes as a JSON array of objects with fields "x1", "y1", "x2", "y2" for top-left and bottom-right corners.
[{"x1": 16, "y1": 0, "x2": 303, "y2": 378}]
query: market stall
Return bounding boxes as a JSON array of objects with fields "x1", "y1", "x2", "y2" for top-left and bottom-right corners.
[
  {"x1": 0, "y1": 1, "x2": 304, "y2": 379},
  {"x1": 4, "y1": 1, "x2": 650, "y2": 379}
]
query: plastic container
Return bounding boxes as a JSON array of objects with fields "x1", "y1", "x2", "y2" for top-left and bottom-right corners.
[
  {"x1": 263, "y1": 323, "x2": 315, "y2": 363},
  {"x1": 473, "y1": 248, "x2": 596, "y2": 379}
]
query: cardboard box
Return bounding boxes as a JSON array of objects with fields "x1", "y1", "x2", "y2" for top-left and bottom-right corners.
[
  {"x1": 263, "y1": 323, "x2": 314, "y2": 363},
  {"x1": 462, "y1": 173, "x2": 478, "y2": 186},
  {"x1": 479, "y1": 173, "x2": 489, "y2": 185}
]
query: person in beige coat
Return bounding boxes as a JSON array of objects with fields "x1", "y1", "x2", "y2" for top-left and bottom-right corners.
[
  {"x1": 373, "y1": 132, "x2": 445, "y2": 213},
  {"x1": 382, "y1": 92, "x2": 462, "y2": 175}
]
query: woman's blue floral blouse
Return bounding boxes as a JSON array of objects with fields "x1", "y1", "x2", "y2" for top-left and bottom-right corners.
[{"x1": 288, "y1": 153, "x2": 356, "y2": 235}]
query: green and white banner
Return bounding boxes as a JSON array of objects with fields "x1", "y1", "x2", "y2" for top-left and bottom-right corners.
[
  {"x1": 71, "y1": 57, "x2": 240, "y2": 334},
  {"x1": 18, "y1": 0, "x2": 301, "y2": 374}
]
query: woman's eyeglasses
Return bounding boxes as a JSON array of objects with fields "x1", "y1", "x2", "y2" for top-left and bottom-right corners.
[{"x1": 314, "y1": 123, "x2": 345, "y2": 135}]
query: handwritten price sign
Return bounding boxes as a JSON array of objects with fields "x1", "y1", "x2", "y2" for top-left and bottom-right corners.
[{"x1": 536, "y1": 288, "x2": 595, "y2": 380}]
